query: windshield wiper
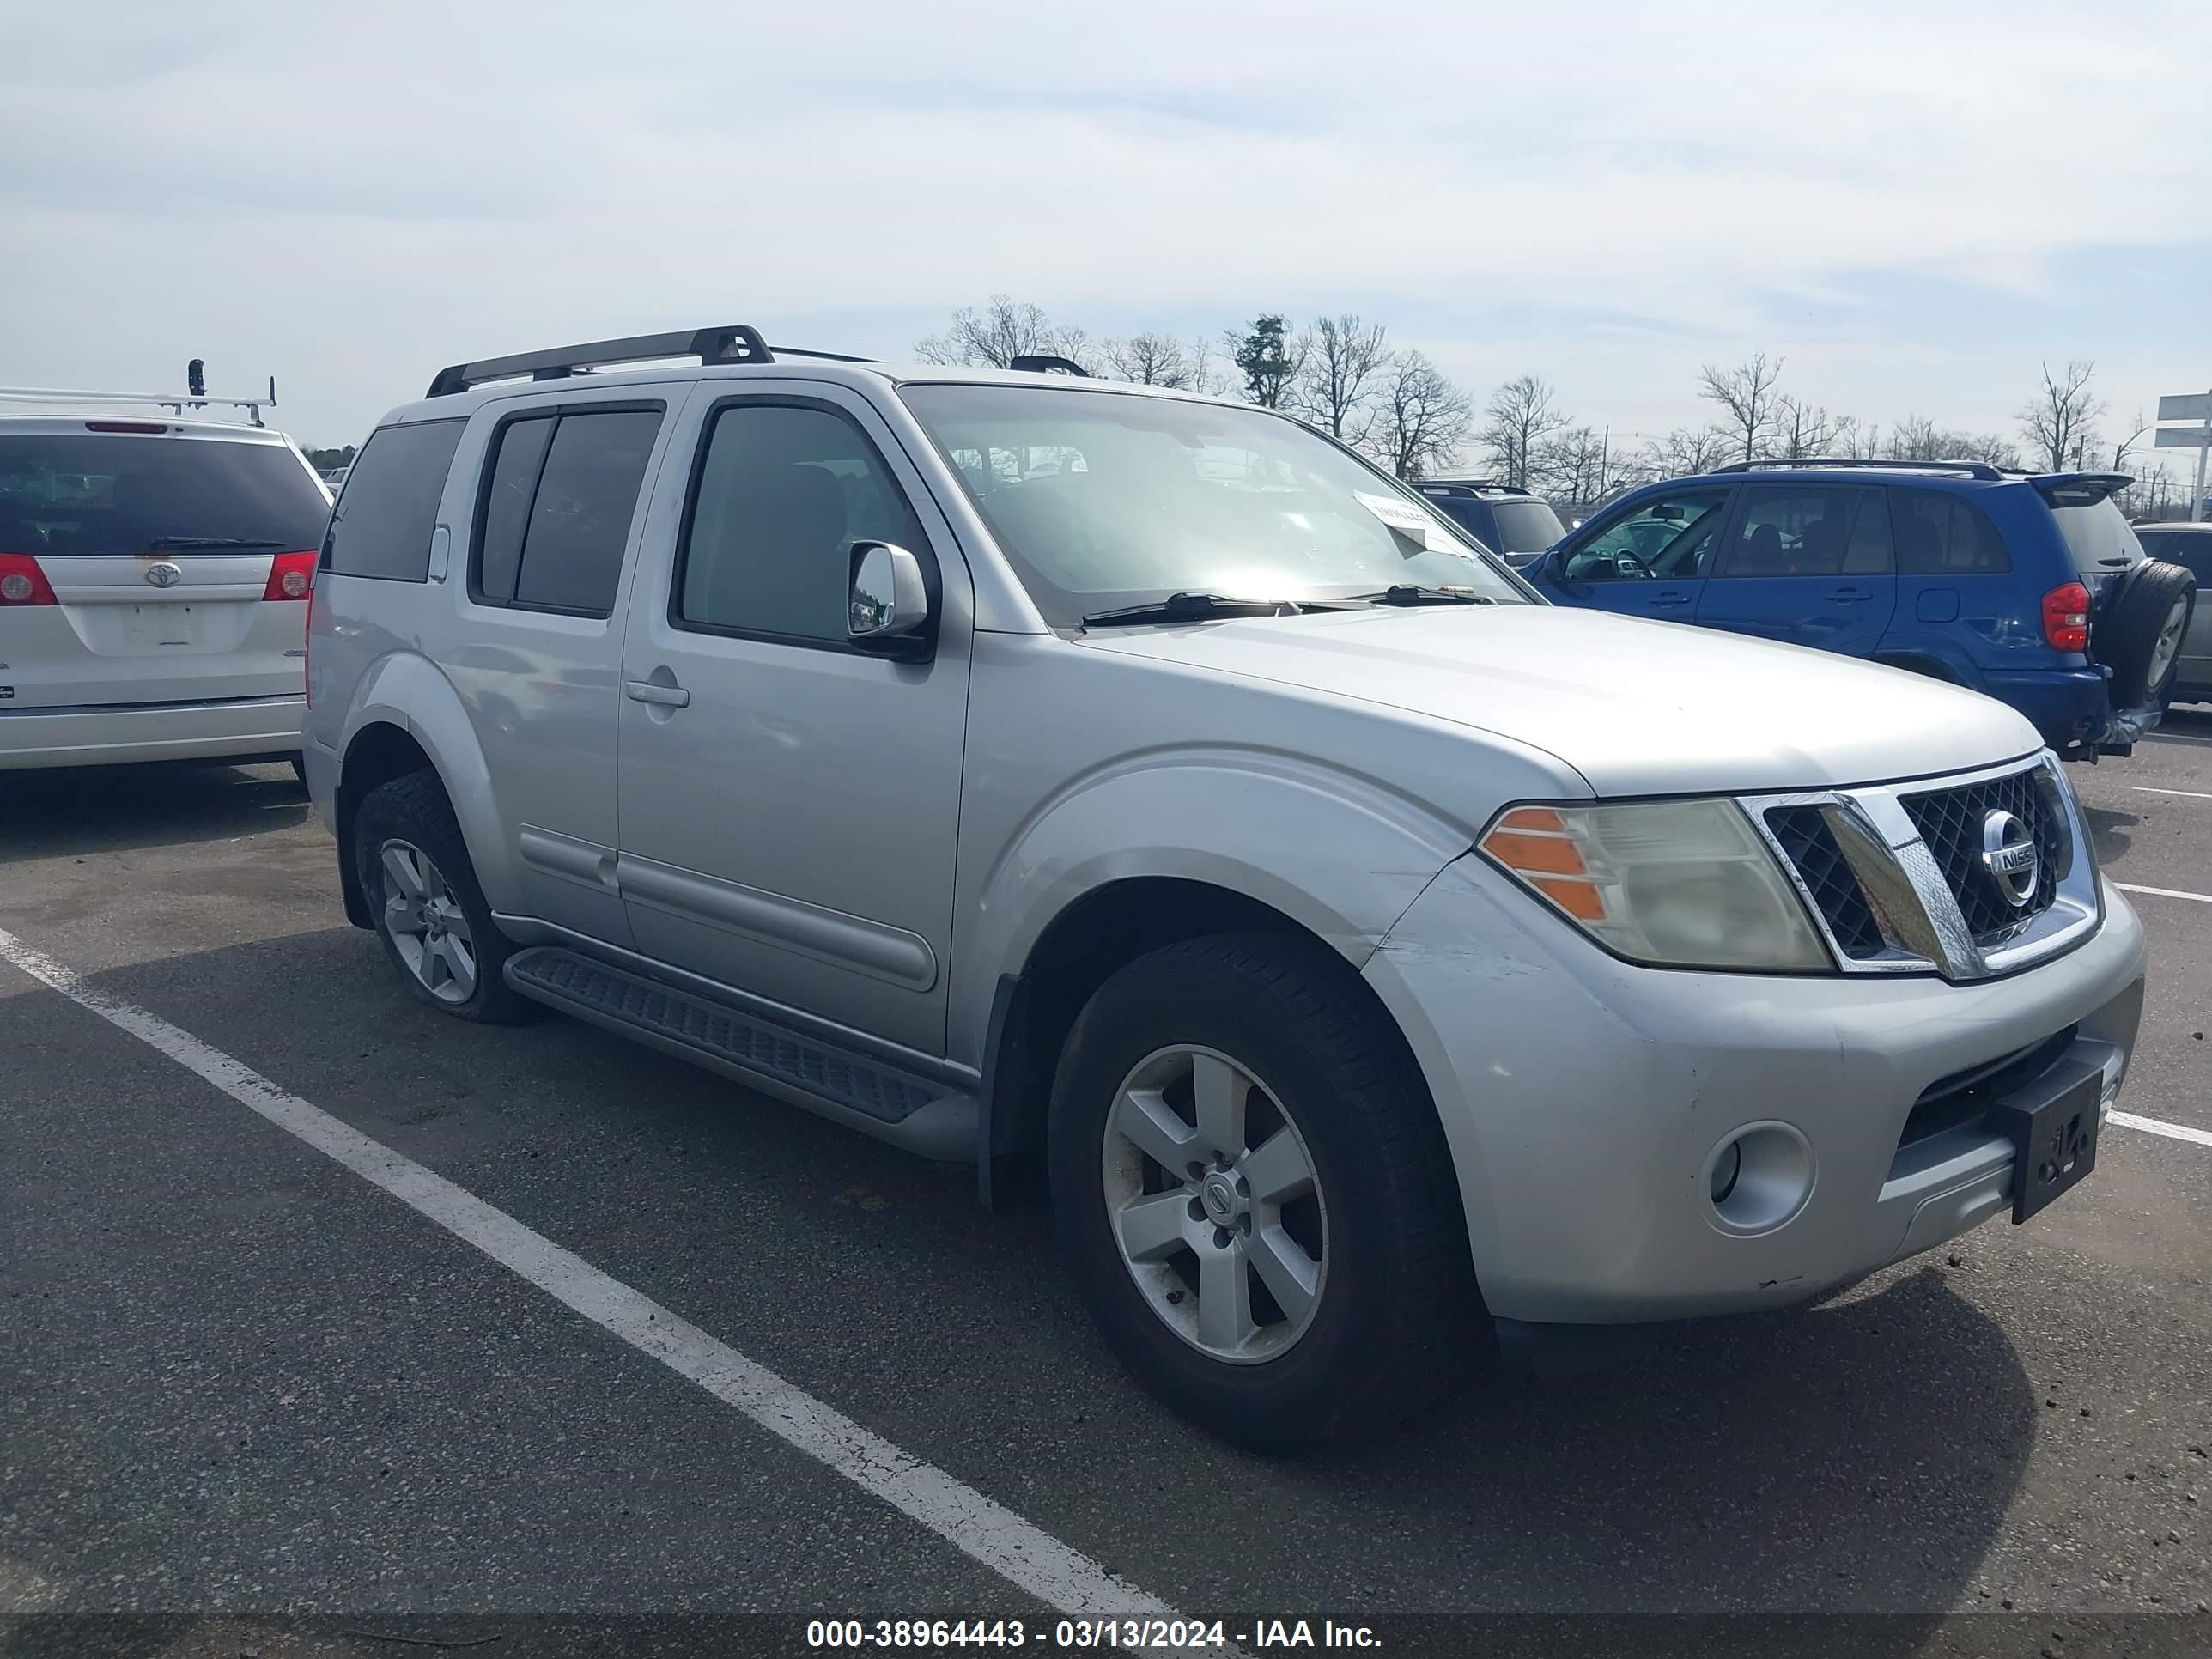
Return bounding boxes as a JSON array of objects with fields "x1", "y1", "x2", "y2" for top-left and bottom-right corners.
[
  {"x1": 1080, "y1": 592, "x2": 1308, "y2": 628},
  {"x1": 1357, "y1": 584, "x2": 1495, "y2": 606},
  {"x1": 148, "y1": 536, "x2": 289, "y2": 551}
]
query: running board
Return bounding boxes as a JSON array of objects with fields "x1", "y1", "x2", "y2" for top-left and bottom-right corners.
[{"x1": 503, "y1": 946, "x2": 978, "y2": 1161}]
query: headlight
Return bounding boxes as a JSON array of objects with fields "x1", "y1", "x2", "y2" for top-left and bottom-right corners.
[{"x1": 1479, "y1": 799, "x2": 1831, "y2": 971}]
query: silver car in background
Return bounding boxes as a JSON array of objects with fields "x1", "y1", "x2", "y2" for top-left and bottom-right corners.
[
  {"x1": 304, "y1": 326, "x2": 2146, "y2": 1449},
  {"x1": 1, "y1": 410, "x2": 329, "y2": 771}
]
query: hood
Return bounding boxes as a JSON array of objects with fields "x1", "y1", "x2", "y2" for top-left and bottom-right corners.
[{"x1": 1073, "y1": 605, "x2": 2042, "y2": 798}]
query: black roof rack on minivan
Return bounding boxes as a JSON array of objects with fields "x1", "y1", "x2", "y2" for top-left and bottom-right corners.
[
  {"x1": 1711, "y1": 457, "x2": 2005, "y2": 481},
  {"x1": 1007, "y1": 355, "x2": 1091, "y2": 377}
]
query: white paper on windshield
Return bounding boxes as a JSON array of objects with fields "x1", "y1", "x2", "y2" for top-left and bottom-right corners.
[{"x1": 1355, "y1": 490, "x2": 1455, "y2": 552}]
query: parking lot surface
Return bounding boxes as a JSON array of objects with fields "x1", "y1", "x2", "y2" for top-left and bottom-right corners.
[{"x1": 4, "y1": 717, "x2": 2209, "y2": 1637}]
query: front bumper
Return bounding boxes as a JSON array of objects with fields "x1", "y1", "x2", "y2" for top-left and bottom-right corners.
[
  {"x1": 1363, "y1": 858, "x2": 2146, "y2": 1326},
  {"x1": 0, "y1": 695, "x2": 305, "y2": 770}
]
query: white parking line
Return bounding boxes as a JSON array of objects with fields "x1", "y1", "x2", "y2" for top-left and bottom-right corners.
[
  {"x1": 2145, "y1": 732, "x2": 2212, "y2": 747},
  {"x1": 2115, "y1": 881, "x2": 2212, "y2": 905},
  {"x1": 0, "y1": 927, "x2": 1209, "y2": 1634},
  {"x1": 2129, "y1": 786, "x2": 2212, "y2": 801},
  {"x1": 2110, "y1": 1111, "x2": 2212, "y2": 1150}
]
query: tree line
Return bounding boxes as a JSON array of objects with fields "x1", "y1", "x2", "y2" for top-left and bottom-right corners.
[{"x1": 914, "y1": 298, "x2": 2183, "y2": 517}]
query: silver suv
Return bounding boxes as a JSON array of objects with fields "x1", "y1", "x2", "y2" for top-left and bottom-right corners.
[{"x1": 306, "y1": 325, "x2": 2147, "y2": 1449}]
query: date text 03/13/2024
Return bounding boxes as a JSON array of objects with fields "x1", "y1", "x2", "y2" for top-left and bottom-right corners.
[{"x1": 804, "y1": 1618, "x2": 1381, "y2": 1649}]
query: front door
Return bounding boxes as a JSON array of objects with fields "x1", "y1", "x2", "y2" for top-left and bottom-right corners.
[
  {"x1": 613, "y1": 386, "x2": 971, "y2": 1057},
  {"x1": 1548, "y1": 486, "x2": 1732, "y2": 623},
  {"x1": 1694, "y1": 482, "x2": 1898, "y2": 657}
]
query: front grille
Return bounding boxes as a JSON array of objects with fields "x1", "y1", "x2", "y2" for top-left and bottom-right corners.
[
  {"x1": 1765, "y1": 805, "x2": 1887, "y2": 958},
  {"x1": 1896, "y1": 1024, "x2": 2076, "y2": 1152},
  {"x1": 1899, "y1": 767, "x2": 2064, "y2": 941}
]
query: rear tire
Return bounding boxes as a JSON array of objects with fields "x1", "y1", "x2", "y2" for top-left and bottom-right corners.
[
  {"x1": 2099, "y1": 561, "x2": 2197, "y2": 708},
  {"x1": 354, "y1": 769, "x2": 533, "y2": 1024},
  {"x1": 1048, "y1": 931, "x2": 1478, "y2": 1452}
]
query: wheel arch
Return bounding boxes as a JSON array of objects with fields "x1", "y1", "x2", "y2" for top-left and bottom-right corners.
[{"x1": 332, "y1": 653, "x2": 510, "y2": 927}]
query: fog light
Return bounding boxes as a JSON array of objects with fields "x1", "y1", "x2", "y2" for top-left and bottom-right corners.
[
  {"x1": 1703, "y1": 1122, "x2": 1815, "y2": 1237},
  {"x1": 1709, "y1": 1139, "x2": 1742, "y2": 1205}
]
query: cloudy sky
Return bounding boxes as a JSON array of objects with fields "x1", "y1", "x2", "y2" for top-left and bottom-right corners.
[{"x1": 5, "y1": 1, "x2": 2207, "y2": 471}]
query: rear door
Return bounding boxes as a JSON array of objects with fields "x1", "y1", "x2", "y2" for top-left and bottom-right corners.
[
  {"x1": 1544, "y1": 485, "x2": 1732, "y2": 622},
  {"x1": 1693, "y1": 482, "x2": 1897, "y2": 656},
  {"x1": 0, "y1": 422, "x2": 329, "y2": 709}
]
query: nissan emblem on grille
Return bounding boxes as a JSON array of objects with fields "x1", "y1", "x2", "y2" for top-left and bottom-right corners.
[
  {"x1": 1980, "y1": 810, "x2": 2039, "y2": 908},
  {"x1": 143, "y1": 561, "x2": 184, "y2": 588}
]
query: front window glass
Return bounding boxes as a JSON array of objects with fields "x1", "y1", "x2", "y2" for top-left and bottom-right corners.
[
  {"x1": 1565, "y1": 489, "x2": 1729, "y2": 581},
  {"x1": 897, "y1": 384, "x2": 1524, "y2": 624}
]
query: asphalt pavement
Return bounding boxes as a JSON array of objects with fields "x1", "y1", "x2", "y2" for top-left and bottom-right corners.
[{"x1": 3, "y1": 715, "x2": 2209, "y2": 1644}]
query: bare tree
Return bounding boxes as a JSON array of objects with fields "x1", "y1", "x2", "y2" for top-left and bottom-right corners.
[
  {"x1": 1534, "y1": 425, "x2": 1611, "y2": 502},
  {"x1": 2017, "y1": 360, "x2": 2105, "y2": 473},
  {"x1": 1772, "y1": 397, "x2": 1847, "y2": 460},
  {"x1": 1884, "y1": 416, "x2": 2018, "y2": 467},
  {"x1": 2111, "y1": 409, "x2": 2152, "y2": 474},
  {"x1": 1294, "y1": 314, "x2": 1391, "y2": 443},
  {"x1": 1369, "y1": 352, "x2": 1473, "y2": 480},
  {"x1": 1103, "y1": 331, "x2": 1205, "y2": 388},
  {"x1": 1644, "y1": 426, "x2": 1736, "y2": 478},
  {"x1": 1477, "y1": 374, "x2": 1570, "y2": 489},
  {"x1": 915, "y1": 295, "x2": 1062, "y2": 368},
  {"x1": 1698, "y1": 352, "x2": 1787, "y2": 461}
]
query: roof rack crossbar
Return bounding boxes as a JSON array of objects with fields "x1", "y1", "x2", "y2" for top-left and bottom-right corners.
[
  {"x1": 0, "y1": 386, "x2": 277, "y2": 427},
  {"x1": 767, "y1": 345, "x2": 878, "y2": 364},
  {"x1": 1711, "y1": 456, "x2": 2003, "y2": 481},
  {"x1": 425, "y1": 325, "x2": 776, "y2": 398},
  {"x1": 1008, "y1": 355, "x2": 1091, "y2": 377}
]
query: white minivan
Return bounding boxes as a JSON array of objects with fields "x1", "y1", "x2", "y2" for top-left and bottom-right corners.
[{"x1": 0, "y1": 413, "x2": 331, "y2": 772}]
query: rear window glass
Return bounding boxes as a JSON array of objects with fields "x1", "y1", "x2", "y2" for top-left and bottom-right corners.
[
  {"x1": 1890, "y1": 489, "x2": 2010, "y2": 575},
  {"x1": 1480, "y1": 500, "x2": 1567, "y2": 554},
  {"x1": 2051, "y1": 500, "x2": 2144, "y2": 577},
  {"x1": 0, "y1": 432, "x2": 331, "y2": 556},
  {"x1": 325, "y1": 420, "x2": 466, "y2": 582}
]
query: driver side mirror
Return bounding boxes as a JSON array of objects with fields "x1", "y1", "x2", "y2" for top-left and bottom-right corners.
[{"x1": 848, "y1": 542, "x2": 933, "y2": 658}]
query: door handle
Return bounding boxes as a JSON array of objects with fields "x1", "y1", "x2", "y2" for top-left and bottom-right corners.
[
  {"x1": 1825, "y1": 589, "x2": 1873, "y2": 603},
  {"x1": 624, "y1": 678, "x2": 690, "y2": 708},
  {"x1": 1652, "y1": 592, "x2": 1693, "y2": 607}
]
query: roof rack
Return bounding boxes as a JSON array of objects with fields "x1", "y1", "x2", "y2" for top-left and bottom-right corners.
[
  {"x1": 1008, "y1": 355, "x2": 1091, "y2": 377},
  {"x1": 1418, "y1": 478, "x2": 1522, "y2": 495},
  {"x1": 1711, "y1": 457, "x2": 2004, "y2": 481},
  {"x1": 0, "y1": 381, "x2": 278, "y2": 428},
  {"x1": 423, "y1": 327, "x2": 888, "y2": 396}
]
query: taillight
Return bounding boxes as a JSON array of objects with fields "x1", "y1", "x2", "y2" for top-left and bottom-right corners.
[
  {"x1": 263, "y1": 550, "x2": 317, "y2": 601},
  {"x1": 0, "y1": 553, "x2": 58, "y2": 606},
  {"x1": 2042, "y1": 581, "x2": 2091, "y2": 653}
]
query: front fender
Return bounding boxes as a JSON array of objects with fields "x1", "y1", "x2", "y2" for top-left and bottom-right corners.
[
  {"x1": 949, "y1": 748, "x2": 1475, "y2": 1070},
  {"x1": 339, "y1": 651, "x2": 515, "y2": 912}
]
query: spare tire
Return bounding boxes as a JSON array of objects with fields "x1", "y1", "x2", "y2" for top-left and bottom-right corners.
[{"x1": 2097, "y1": 560, "x2": 2197, "y2": 708}]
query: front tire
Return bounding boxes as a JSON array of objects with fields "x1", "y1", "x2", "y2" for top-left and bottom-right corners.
[
  {"x1": 1048, "y1": 932, "x2": 1477, "y2": 1451},
  {"x1": 354, "y1": 770, "x2": 532, "y2": 1024}
]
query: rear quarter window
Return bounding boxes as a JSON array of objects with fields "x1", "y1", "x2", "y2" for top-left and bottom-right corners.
[
  {"x1": 323, "y1": 420, "x2": 467, "y2": 581},
  {"x1": 1889, "y1": 489, "x2": 2010, "y2": 575}
]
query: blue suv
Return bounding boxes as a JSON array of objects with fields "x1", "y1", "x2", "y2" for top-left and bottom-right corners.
[{"x1": 1522, "y1": 459, "x2": 2199, "y2": 761}]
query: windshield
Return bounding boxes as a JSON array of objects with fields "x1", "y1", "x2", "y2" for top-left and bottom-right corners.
[
  {"x1": 898, "y1": 384, "x2": 1527, "y2": 624},
  {"x1": 0, "y1": 433, "x2": 331, "y2": 555}
]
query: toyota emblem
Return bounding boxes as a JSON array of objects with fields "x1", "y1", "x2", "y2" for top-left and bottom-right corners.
[
  {"x1": 143, "y1": 561, "x2": 184, "y2": 588},
  {"x1": 1980, "y1": 810, "x2": 2039, "y2": 908}
]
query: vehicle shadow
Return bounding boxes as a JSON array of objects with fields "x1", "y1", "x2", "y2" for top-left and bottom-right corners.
[
  {"x1": 2082, "y1": 803, "x2": 2138, "y2": 864},
  {"x1": 40, "y1": 925, "x2": 2039, "y2": 1628},
  {"x1": 0, "y1": 763, "x2": 307, "y2": 865}
]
